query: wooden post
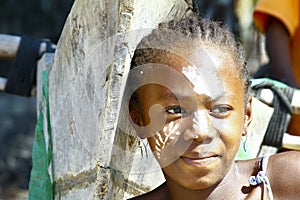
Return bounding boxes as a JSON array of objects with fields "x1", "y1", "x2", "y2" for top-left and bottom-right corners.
[{"x1": 48, "y1": 0, "x2": 190, "y2": 199}]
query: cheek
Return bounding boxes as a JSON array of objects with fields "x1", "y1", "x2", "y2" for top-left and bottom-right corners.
[
  {"x1": 217, "y1": 115, "x2": 244, "y2": 150},
  {"x1": 148, "y1": 121, "x2": 181, "y2": 157},
  {"x1": 147, "y1": 119, "x2": 195, "y2": 168},
  {"x1": 149, "y1": 116, "x2": 198, "y2": 153}
]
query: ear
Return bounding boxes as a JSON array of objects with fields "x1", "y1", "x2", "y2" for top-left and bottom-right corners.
[
  {"x1": 243, "y1": 96, "x2": 253, "y2": 136},
  {"x1": 129, "y1": 101, "x2": 145, "y2": 138}
]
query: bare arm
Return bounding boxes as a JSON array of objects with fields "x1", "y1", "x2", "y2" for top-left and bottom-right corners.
[
  {"x1": 265, "y1": 16, "x2": 299, "y2": 88},
  {"x1": 269, "y1": 151, "x2": 300, "y2": 199}
]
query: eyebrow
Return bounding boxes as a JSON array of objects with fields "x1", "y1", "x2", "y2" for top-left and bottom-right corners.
[
  {"x1": 213, "y1": 93, "x2": 237, "y2": 102},
  {"x1": 158, "y1": 90, "x2": 181, "y2": 99},
  {"x1": 157, "y1": 90, "x2": 237, "y2": 102},
  {"x1": 157, "y1": 90, "x2": 188, "y2": 100}
]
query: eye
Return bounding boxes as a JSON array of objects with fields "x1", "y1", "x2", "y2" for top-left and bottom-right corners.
[
  {"x1": 210, "y1": 105, "x2": 232, "y2": 117},
  {"x1": 165, "y1": 106, "x2": 186, "y2": 115}
]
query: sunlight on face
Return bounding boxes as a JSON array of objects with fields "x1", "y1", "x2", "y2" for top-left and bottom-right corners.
[
  {"x1": 127, "y1": 45, "x2": 246, "y2": 188},
  {"x1": 182, "y1": 66, "x2": 211, "y2": 96}
]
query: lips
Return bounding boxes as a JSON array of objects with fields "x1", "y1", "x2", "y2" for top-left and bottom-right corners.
[{"x1": 180, "y1": 154, "x2": 220, "y2": 167}]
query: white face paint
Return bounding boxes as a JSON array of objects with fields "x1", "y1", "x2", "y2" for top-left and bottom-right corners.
[
  {"x1": 192, "y1": 110, "x2": 210, "y2": 136},
  {"x1": 152, "y1": 109, "x2": 221, "y2": 164},
  {"x1": 131, "y1": 52, "x2": 225, "y2": 167},
  {"x1": 153, "y1": 121, "x2": 180, "y2": 159},
  {"x1": 153, "y1": 61, "x2": 224, "y2": 162},
  {"x1": 182, "y1": 65, "x2": 211, "y2": 96},
  {"x1": 181, "y1": 49, "x2": 225, "y2": 99}
]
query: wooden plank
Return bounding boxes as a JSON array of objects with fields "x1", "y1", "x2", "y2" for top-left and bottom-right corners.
[
  {"x1": 0, "y1": 34, "x2": 56, "y2": 59},
  {"x1": 0, "y1": 34, "x2": 21, "y2": 58},
  {"x1": 48, "y1": 0, "x2": 190, "y2": 199},
  {"x1": 258, "y1": 88, "x2": 300, "y2": 114},
  {"x1": 0, "y1": 77, "x2": 7, "y2": 91},
  {"x1": 283, "y1": 133, "x2": 300, "y2": 150}
]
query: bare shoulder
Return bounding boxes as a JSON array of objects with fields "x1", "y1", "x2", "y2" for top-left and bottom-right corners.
[
  {"x1": 128, "y1": 182, "x2": 168, "y2": 200},
  {"x1": 268, "y1": 151, "x2": 300, "y2": 199},
  {"x1": 268, "y1": 151, "x2": 300, "y2": 173}
]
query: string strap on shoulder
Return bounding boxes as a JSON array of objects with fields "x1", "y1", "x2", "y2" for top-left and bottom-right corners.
[{"x1": 249, "y1": 155, "x2": 274, "y2": 200}]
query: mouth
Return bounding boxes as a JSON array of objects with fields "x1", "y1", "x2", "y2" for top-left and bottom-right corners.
[{"x1": 180, "y1": 154, "x2": 220, "y2": 167}]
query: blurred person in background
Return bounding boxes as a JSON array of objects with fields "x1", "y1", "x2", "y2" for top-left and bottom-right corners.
[
  {"x1": 253, "y1": 0, "x2": 300, "y2": 88},
  {"x1": 253, "y1": 0, "x2": 300, "y2": 136}
]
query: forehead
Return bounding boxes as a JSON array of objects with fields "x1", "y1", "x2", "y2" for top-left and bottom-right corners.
[
  {"x1": 136, "y1": 41, "x2": 238, "y2": 74},
  {"x1": 134, "y1": 45, "x2": 241, "y2": 96},
  {"x1": 129, "y1": 49, "x2": 243, "y2": 103}
]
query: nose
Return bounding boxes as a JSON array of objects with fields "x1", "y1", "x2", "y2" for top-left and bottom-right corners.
[{"x1": 190, "y1": 109, "x2": 211, "y2": 142}]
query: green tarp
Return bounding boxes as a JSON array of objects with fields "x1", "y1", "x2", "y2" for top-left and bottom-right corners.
[{"x1": 28, "y1": 69, "x2": 53, "y2": 200}]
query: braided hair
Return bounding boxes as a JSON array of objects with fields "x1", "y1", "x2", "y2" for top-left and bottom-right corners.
[{"x1": 130, "y1": 13, "x2": 251, "y2": 98}]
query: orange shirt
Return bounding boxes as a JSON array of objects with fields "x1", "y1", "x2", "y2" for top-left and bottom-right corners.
[{"x1": 253, "y1": 0, "x2": 300, "y2": 85}]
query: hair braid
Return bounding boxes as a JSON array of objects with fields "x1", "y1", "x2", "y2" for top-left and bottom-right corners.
[{"x1": 131, "y1": 13, "x2": 250, "y2": 97}]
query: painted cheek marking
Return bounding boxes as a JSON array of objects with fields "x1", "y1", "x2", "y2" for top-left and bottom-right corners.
[
  {"x1": 153, "y1": 121, "x2": 180, "y2": 159},
  {"x1": 156, "y1": 131, "x2": 164, "y2": 144}
]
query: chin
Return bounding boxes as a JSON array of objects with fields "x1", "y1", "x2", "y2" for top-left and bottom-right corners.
[
  {"x1": 165, "y1": 169, "x2": 220, "y2": 191},
  {"x1": 180, "y1": 177, "x2": 218, "y2": 191},
  {"x1": 163, "y1": 157, "x2": 226, "y2": 191}
]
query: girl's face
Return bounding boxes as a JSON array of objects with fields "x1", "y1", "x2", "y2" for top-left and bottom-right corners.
[{"x1": 129, "y1": 45, "x2": 252, "y2": 190}]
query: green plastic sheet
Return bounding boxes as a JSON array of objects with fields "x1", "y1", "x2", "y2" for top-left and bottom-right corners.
[{"x1": 28, "y1": 69, "x2": 53, "y2": 199}]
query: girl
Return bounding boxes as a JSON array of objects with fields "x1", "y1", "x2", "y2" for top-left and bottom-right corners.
[{"x1": 125, "y1": 14, "x2": 300, "y2": 200}]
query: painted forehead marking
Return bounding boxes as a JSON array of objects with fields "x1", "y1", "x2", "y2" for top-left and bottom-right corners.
[
  {"x1": 181, "y1": 60, "x2": 227, "y2": 100},
  {"x1": 182, "y1": 65, "x2": 211, "y2": 96}
]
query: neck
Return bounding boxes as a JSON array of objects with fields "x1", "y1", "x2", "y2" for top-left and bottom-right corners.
[{"x1": 165, "y1": 163, "x2": 242, "y2": 200}]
